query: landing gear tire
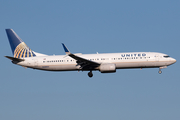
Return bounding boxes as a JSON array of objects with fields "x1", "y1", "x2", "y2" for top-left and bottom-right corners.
[
  {"x1": 88, "y1": 71, "x2": 93, "y2": 78},
  {"x1": 158, "y1": 70, "x2": 162, "y2": 74}
]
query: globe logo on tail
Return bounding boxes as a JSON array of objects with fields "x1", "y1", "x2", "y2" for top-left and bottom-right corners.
[{"x1": 14, "y1": 42, "x2": 36, "y2": 58}]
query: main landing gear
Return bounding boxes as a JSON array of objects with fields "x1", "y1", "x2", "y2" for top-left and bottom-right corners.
[
  {"x1": 88, "y1": 71, "x2": 93, "y2": 78},
  {"x1": 158, "y1": 69, "x2": 162, "y2": 74}
]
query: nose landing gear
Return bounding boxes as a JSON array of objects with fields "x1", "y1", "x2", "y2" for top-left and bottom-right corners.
[
  {"x1": 88, "y1": 71, "x2": 93, "y2": 78},
  {"x1": 158, "y1": 66, "x2": 167, "y2": 74}
]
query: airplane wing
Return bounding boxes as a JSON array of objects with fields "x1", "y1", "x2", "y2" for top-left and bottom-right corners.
[{"x1": 62, "y1": 43, "x2": 100, "y2": 70}]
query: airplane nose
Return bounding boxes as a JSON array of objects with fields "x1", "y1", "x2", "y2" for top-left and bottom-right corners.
[
  {"x1": 171, "y1": 58, "x2": 176, "y2": 63},
  {"x1": 174, "y1": 59, "x2": 176, "y2": 63}
]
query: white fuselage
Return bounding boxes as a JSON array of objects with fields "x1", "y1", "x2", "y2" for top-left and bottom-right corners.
[
  {"x1": 16, "y1": 52, "x2": 176, "y2": 71},
  {"x1": 5, "y1": 29, "x2": 176, "y2": 77}
]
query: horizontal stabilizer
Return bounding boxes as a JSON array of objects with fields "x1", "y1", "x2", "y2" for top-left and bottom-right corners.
[{"x1": 5, "y1": 56, "x2": 24, "y2": 62}]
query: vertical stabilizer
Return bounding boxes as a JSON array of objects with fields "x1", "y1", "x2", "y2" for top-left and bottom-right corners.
[{"x1": 6, "y1": 29, "x2": 36, "y2": 58}]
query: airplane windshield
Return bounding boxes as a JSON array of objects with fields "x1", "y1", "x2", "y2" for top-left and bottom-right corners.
[{"x1": 163, "y1": 55, "x2": 170, "y2": 58}]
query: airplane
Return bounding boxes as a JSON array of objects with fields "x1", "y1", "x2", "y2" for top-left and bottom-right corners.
[{"x1": 5, "y1": 29, "x2": 176, "y2": 77}]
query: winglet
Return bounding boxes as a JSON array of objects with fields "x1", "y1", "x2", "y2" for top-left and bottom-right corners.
[{"x1": 62, "y1": 43, "x2": 70, "y2": 55}]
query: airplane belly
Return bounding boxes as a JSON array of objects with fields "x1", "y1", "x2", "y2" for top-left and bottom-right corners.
[
  {"x1": 115, "y1": 61, "x2": 160, "y2": 69},
  {"x1": 38, "y1": 64, "x2": 77, "y2": 71},
  {"x1": 116, "y1": 62, "x2": 145, "y2": 68}
]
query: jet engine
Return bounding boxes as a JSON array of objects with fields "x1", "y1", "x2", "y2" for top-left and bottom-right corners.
[{"x1": 99, "y1": 63, "x2": 116, "y2": 73}]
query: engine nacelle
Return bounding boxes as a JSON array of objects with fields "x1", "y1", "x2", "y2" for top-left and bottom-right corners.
[{"x1": 99, "y1": 63, "x2": 116, "y2": 73}]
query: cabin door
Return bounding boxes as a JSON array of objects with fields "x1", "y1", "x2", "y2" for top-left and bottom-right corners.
[{"x1": 34, "y1": 59, "x2": 38, "y2": 67}]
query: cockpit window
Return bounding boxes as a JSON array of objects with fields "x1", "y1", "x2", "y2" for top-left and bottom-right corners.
[{"x1": 163, "y1": 55, "x2": 170, "y2": 58}]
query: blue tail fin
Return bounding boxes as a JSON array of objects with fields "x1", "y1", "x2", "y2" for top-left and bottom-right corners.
[{"x1": 6, "y1": 29, "x2": 36, "y2": 58}]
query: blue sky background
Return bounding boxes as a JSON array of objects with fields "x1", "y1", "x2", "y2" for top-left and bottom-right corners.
[{"x1": 0, "y1": 0, "x2": 180, "y2": 120}]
